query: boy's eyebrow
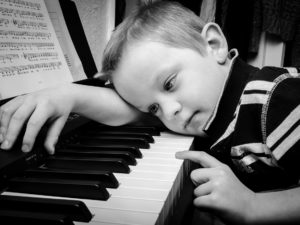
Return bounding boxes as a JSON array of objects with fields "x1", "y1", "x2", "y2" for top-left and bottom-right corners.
[{"x1": 155, "y1": 65, "x2": 174, "y2": 85}]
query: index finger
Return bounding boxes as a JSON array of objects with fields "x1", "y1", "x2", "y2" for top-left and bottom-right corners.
[{"x1": 175, "y1": 150, "x2": 223, "y2": 168}]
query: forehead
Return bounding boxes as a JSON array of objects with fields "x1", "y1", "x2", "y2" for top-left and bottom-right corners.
[
  {"x1": 113, "y1": 41, "x2": 196, "y2": 83},
  {"x1": 118, "y1": 41, "x2": 179, "y2": 74},
  {"x1": 112, "y1": 41, "x2": 172, "y2": 108}
]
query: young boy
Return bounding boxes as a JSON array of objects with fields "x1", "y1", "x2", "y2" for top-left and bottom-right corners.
[{"x1": 1, "y1": 1, "x2": 300, "y2": 224}]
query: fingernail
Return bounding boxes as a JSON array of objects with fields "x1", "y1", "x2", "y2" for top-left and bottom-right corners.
[
  {"x1": 49, "y1": 137, "x2": 58, "y2": 155},
  {"x1": 22, "y1": 144, "x2": 30, "y2": 152},
  {"x1": 1, "y1": 139, "x2": 10, "y2": 149},
  {"x1": 175, "y1": 151, "x2": 185, "y2": 159}
]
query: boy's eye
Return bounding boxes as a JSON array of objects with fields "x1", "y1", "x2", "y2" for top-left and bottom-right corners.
[
  {"x1": 148, "y1": 103, "x2": 159, "y2": 115},
  {"x1": 164, "y1": 75, "x2": 176, "y2": 91}
]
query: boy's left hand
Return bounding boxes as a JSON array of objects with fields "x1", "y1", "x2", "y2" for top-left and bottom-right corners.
[{"x1": 176, "y1": 150, "x2": 256, "y2": 224}]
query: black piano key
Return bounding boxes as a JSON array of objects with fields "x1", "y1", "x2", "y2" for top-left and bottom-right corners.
[
  {"x1": 89, "y1": 124, "x2": 161, "y2": 136},
  {"x1": 76, "y1": 136, "x2": 150, "y2": 149},
  {"x1": 0, "y1": 210, "x2": 74, "y2": 225},
  {"x1": 41, "y1": 157, "x2": 131, "y2": 173},
  {"x1": 0, "y1": 195, "x2": 92, "y2": 222},
  {"x1": 56, "y1": 149, "x2": 137, "y2": 165},
  {"x1": 62, "y1": 144, "x2": 143, "y2": 158},
  {"x1": 24, "y1": 168, "x2": 119, "y2": 188},
  {"x1": 78, "y1": 131, "x2": 154, "y2": 143},
  {"x1": 7, "y1": 176, "x2": 110, "y2": 200}
]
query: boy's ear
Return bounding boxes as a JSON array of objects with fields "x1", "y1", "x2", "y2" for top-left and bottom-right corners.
[{"x1": 201, "y1": 22, "x2": 228, "y2": 64}]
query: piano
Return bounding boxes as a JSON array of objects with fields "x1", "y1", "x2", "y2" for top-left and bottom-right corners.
[
  {"x1": 0, "y1": 0, "x2": 196, "y2": 222},
  {"x1": 0, "y1": 110, "x2": 195, "y2": 225}
]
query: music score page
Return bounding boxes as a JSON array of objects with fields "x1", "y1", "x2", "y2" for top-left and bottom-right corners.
[{"x1": 0, "y1": 0, "x2": 73, "y2": 99}]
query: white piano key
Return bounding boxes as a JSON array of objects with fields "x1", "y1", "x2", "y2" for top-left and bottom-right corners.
[
  {"x1": 113, "y1": 176, "x2": 173, "y2": 190},
  {"x1": 129, "y1": 164, "x2": 180, "y2": 173},
  {"x1": 107, "y1": 186, "x2": 168, "y2": 200},
  {"x1": 76, "y1": 222, "x2": 124, "y2": 225},
  {"x1": 88, "y1": 197, "x2": 164, "y2": 213},
  {"x1": 154, "y1": 135, "x2": 193, "y2": 144},
  {"x1": 87, "y1": 207, "x2": 159, "y2": 225},
  {"x1": 136, "y1": 157, "x2": 181, "y2": 166},
  {"x1": 2, "y1": 192, "x2": 164, "y2": 212},
  {"x1": 140, "y1": 150, "x2": 174, "y2": 158},
  {"x1": 3, "y1": 191, "x2": 160, "y2": 225},
  {"x1": 159, "y1": 132, "x2": 194, "y2": 139},
  {"x1": 76, "y1": 222, "x2": 122, "y2": 225},
  {"x1": 148, "y1": 146, "x2": 189, "y2": 152},
  {"x1": 146, "y1": 145, "x2": 190, "y2": 153},
  {"x1": 153, "y1": 141, "x2": 193, "y2": 148},
  {"x1": 150, "y1": 143, "x2": 190, "y2": 149},
  {"x1": 115, "y1": 170, "x2": 176, "y2": 181}
]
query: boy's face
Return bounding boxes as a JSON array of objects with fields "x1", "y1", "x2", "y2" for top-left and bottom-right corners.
[{"x1": 113, "y1": 41, "x2": 229, "y2": 137}]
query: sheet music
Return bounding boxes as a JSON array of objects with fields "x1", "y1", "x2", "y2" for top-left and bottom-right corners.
[
  {"x1": 44, "y1": 0, "x2": 86, "y2": 81},
  {"x1": 0, "y1": 0, "x2": 73, "y2": 99}
]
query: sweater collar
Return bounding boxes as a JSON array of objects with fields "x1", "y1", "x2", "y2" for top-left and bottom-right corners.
[{"x1": 203, "y1": 51, "x2": 259, "y2": 143}]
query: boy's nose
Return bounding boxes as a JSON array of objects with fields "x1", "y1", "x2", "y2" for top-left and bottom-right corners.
[{"x1": 161, "y1": 101, "x2": 181, "y2": 120}]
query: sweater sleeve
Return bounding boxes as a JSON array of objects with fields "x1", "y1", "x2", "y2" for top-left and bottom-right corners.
[{"x1": 265, "y1": 70, "x2": 300, "y2": 181}]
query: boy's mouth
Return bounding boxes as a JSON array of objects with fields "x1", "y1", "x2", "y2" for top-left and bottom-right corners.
[{"x1": 184, "y1": 111, "x2": 200, "y2": 129}]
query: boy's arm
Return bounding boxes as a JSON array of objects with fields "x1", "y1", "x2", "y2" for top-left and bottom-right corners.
[
  {"x1": 72, "y1": 84, "x2": 142, "y2": 126},
  {"x1": 249, "y1": 186, "x2": 300, "y2": 225},
  {"x1": 0, "y1": 83, "x2": 143, "y2": 154}
]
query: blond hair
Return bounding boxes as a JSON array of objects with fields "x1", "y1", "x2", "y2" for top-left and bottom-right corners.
[{"x1": 101, "y1": 1, "x2": 207, "y2": 78}]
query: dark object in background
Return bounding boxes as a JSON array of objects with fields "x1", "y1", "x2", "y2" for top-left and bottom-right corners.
[{"x1": 59, "y1": 0, "x2": 98, "y2": 78}]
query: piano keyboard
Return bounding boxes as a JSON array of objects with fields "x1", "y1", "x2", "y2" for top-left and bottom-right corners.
[{"x1": 0, "y1": 121, "x2": 194, "y2": 225}]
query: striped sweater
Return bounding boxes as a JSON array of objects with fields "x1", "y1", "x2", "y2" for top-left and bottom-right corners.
[{"x1": 204, "y1": 56, "x2": 300, "y2": 191}]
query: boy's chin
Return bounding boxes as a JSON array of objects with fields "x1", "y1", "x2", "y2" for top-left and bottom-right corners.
[
  {"x1": 168, "y1": 127, "x2": 205, "y2": 137},
  {"x1": 186, "y1": 130, "x2": 207, "y2": 137},
  {"x1": 185, "y1": 126, "x2": 207, "y2": 137}
]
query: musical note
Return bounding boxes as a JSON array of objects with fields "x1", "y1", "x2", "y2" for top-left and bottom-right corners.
[
  {"x1": 0, "y1": 0, "x2": 41, "y2": 11},
  {"x1": 0, "y1": 7, "x2": 44, "y2": 20},
  {"x1": 0, "y1": 53, "x2": 18, "y2": 63},
  {"x1": 0, "y1": 18, "x2": 8, "y2": 26},
  {"x1": 12, "y1": 19, "x2": 47, "y2": 30},
  {"x1": 0, "y1": 42, "x2": 54, "y2": 51},
  {"x1": 0, "y1": 61, "x2": 62, "y2": 77},
  {"x1": 0, "y1": 30, "x2": 51, "y2": 41},
  {"x1": 22, "y1": 51, "x2": 58, "y2": 61}
]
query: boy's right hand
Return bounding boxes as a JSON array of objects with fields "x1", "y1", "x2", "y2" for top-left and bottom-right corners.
[{"x1": 0, "y1": 84, "x2": 75, "y2": 154}]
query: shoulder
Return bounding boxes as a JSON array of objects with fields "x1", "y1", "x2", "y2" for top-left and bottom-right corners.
[
  {"x1": 261, "y1": 66, "x2": 300, "y2": 171},
  {"x1": 250, "y1": 66, "x2": 300, "y2": 134},
  {"x1": 261, "y1": 66, "x2": 300, "y2": 119},
  {"x1": 263, "y1": 66, "x2": 300, "y2": 137},
  {"x1": 249, "y1": 66, "x2": 298, "y2": 82},
  {"x1": 241, "y1": 66, "x2": 300, "y2": 105}
]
